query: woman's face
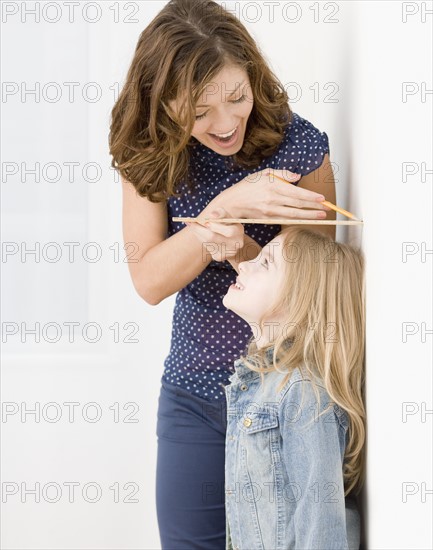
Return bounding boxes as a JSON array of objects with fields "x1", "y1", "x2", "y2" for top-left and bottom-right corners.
[
  {"x1": 170, "y1": 64, "x2": 254, "y2": 155},
  {"x1": 223, "y1": 234, "x2": 287, "y2": 329}
]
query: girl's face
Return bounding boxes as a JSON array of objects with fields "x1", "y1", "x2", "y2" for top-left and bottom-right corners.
[
  {"x1": 170, "y1": 64, "x2": 254, "y2": 155},
  {"x1": 223, "y1": 234, "x2": 287, "y2": 330}
]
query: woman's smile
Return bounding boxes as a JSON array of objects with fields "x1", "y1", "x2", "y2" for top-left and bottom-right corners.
[
  {"x1": 189, "y1": 65, "x2": 254, "y2": 155},
  {"x1": 207, "y1": 125, "x2": 240, "y2": 149}
]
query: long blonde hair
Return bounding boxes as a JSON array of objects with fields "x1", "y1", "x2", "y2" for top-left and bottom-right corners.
[
  {"x1": 240, "y1": 227, "x2": 366, "y2": 497},
  {"x1": 109, "y1": 0, "x2": 292, "y2": 202}
]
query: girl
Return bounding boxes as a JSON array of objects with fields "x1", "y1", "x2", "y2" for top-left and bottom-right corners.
[
  {"x1": 221, "y1": 226, "x2": 366, "y2": 550},
  {"x1": 109, "y1": 0, "x2": 336, "y2": 547}
]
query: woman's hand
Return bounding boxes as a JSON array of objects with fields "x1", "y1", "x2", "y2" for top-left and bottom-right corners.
[
  {"x1": 220, "y1": 167, "x2": 332, "y2": 220},
  {"x1": 186, "y1": 207, "x2": 245, "y2": 263}
]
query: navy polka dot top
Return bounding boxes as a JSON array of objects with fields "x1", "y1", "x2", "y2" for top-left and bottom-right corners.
[{"x1": 162, "y1": 111, "x2": 330, "y2": 401}]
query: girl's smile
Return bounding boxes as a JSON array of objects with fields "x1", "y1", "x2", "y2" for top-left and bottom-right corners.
[{"x1": 229, "y1": 276, "x2": 246, "y2": 291}]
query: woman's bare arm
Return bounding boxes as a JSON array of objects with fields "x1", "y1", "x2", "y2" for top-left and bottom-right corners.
[{"x1": 122, "y1": 176, "x2": 252, "y2": 305}]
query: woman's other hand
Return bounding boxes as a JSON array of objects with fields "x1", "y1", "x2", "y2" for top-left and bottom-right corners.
[
  {"x1": 185, "y1": 207, "x2": 245, "y2": 263},
  {"x1": 220, "y1": 168, "x2": 332, "y2": 220}
]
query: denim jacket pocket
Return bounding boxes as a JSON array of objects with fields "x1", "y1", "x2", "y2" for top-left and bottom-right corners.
[
  {"x1": 238, "y1": 408, "x2": 279, "y2": 434},
  {"x1": 238, "y1": 407, "x2": 281, "y2": 482}
]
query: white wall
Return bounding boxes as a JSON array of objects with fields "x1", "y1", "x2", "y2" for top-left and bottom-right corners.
[
  {"x1": 349, "y1": 2, "x2": 432, "y2": 548},
  {"x1": 1, "y1": 1, "x2": 431, "y2": 549}
]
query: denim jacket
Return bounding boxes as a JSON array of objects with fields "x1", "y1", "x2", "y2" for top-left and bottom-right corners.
[{"x1": 224, "y1": 348, "x2": 361, "y2": 550}]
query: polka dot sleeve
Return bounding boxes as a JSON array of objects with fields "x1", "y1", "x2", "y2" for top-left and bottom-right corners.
[{"x1": 286, "y1": 113, "x2": 330, "y2": 176}]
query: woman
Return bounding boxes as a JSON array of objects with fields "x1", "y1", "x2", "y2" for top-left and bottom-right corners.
[{"x1": 109, "y1": 0, "x2": 336, "y2": 547}]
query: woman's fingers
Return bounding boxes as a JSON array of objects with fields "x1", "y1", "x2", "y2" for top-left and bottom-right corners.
[
  {"x1": 281, "y1": 184, "x2": 326, "y2": 202},
  {"x1": 204, "y1": 221, "x2": 241, "y2": 237},
  {"x1": 186, "y1": 220, "x2": 243, "y2": 262},
  {"x1": 187, "y1": 220, "x2": 241, "y2": 241},
  {"x1": 272, "y1": 205, "x2": 330, "y2": 219},
  {"x1": 268, "y1": 171, "x2": 327, "y2": 203},
  {"x1": 280, "y1": 196, "x2": 331, "y2": 211},
  {"x1": 185, "y1": 221, "x2": 210, "y2": 240},
  {"x1": 261, "y1": 178, "x2": 330, "y2": 211},
  {"x1": 266, "y1": 168, "x2": 301, "y2": 183},
  {"x1": 274, "y1": 185, "x2": 331, "y2": 211}
]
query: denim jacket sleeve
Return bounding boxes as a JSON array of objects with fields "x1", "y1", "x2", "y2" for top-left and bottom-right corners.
[{"x1": 280, "y1": 378, "x2": 350, "y2": 550}]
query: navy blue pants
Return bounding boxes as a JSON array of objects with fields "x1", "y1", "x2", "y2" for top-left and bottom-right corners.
[{"x1": 156, "y1": 379, "x2": 228, "y2": 549}]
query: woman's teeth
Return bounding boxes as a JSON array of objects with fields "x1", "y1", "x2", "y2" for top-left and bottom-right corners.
[
  {"x1": 214, "y1": 127, "x2": 237, "y2": 138},
  {"x1": 210, "y1": 126, "x2": 238, "y2": 143}
]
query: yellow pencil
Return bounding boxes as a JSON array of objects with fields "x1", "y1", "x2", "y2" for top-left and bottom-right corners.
[{"x1": 266, "y1": 172, "x2": 361, "y2": 221}]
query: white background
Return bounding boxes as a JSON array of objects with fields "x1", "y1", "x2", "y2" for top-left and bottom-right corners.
[{"x1": 1, "y1": 1, "x2": 432, "y2": 548}]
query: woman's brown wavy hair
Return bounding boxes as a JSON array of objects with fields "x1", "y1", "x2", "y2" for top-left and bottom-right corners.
[
  {"x1": 109, "y1": 0, "x2": 292, "y2": 202},
  {"x1": 239, "y1": 227, "x2": 366, "y2": 498}
]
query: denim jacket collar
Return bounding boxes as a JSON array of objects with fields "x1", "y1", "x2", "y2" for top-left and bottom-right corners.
[{"x1": 231, "y1": 343, "x2": 288, "y2": 381}]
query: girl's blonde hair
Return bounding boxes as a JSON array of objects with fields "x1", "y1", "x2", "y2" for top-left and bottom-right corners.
[
  {"x1": 109, "y1": 0, "x2": 292, "y2": 202},
  {"x1": 240, "y1": 227, "x2": 366, "y2": 497}
]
